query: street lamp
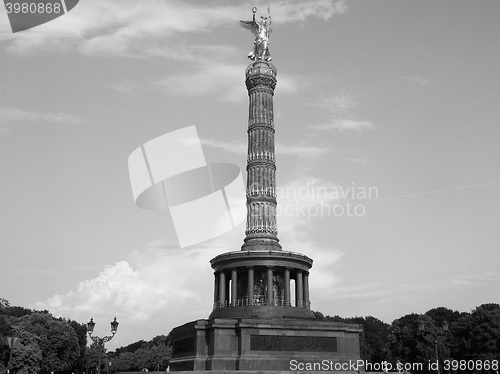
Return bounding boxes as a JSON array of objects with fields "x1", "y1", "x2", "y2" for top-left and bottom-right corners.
[
  {"x1": 419, "y1": 318, "x2": 449, "y2": 374},
  {"x1": 86, "y1": 317, "x2": 119, "y2": 374},
  {"x1": 6, "y1": 337, "x2": 18, "y2": 374}
]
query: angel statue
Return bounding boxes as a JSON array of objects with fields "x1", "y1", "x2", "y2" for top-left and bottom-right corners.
[{"x1": 240, "y1": 7, "x2": 272, "y2": 61}]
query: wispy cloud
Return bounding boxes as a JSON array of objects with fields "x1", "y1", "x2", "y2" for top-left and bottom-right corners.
[
  {"x1": 1, "y1": 1, "x2": 345, "y2": 103},
  {"x1": 0, "y1": 106, "x2": 83, "y2": 124},
  {"x1": 402, "y1": 75, "x2": 428, "y2": 86},
  {"x1": 157, "y1": 62, "x2": 247, "y2": 103},
  {"x1": 201, "y1": 138, "x2": 331, "y2": 158},
  {"x1": 448, "y1": 272, "x2": 500, "y2": 287},
  {"x1": 201, "y1": 138, "x2": 247, "y2": 154},
  {"x1": 346, "y1": 157, "x2": 368, "y2": 166},
  {"x1": 277, "y1": 141, "x2": 331, "y2": 157},
  {"x1": 324, "y1": 272, "x2": 500, "y2": 322},
  {"x1": 156, "y1": 60, "x2": 304, "y2": 103},
  {"x1": 271, "y1": 0, "x2": 347, "y2": 22},
  {"x1": 310, "y1": 93, "x2": 357, "y2": 115},
  {"x1": 110, "y1": 81, "x2": 141, "y2": 97},
  {"x1": 309, "y1": 119, "x2": 373, "y2": 132},
  {"x1": 277, "y1": 177, "x2": 345, "y2": 292},
  {"x1": 380, "y1": 182, "x2": 495, "y2": 201},
  {"x1": 308, "y1": 93, "x2": 373, "y2": 133},
  {"x1": 1, "y1": 0, "x2": 347, "y2": 56}
]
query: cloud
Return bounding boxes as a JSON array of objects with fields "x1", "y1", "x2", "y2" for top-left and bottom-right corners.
[
  {"x1": 309, "y1": 93, "x2": 373, "y2": 133},
  {"x1": 309, "y1": 119, "x2": 373, "y2": 132},
  {"x1": 0, "y1": 106, "x2": 83, "y2": 124},
  {"x1": 0, "y1": 1, "x2": 340, "y2": 104},
  {"x1": 277, "y1": 141, "x2": 331, "y2": 157},
  {"x1": 402, "y1": 75, "x2": 428, "y2": 86},
  {"x1": 201, "y1": 138, "x2": 330, "y2": 158},
  {"x1": 277, "y1": 177, "x2": 343, "y2": 211},
  {"x1": 325, "y1": 272, "x2": 500, "y2": 322},
  {"x1": 33, "y1": 245, "x2": 226, "y2": 347},
  {"x1": 34, "y1": 247, "x2": 221, "y2": 322},
  {"x1": 157, "y1": 62, "x2": 247, "y2": 103},
  {"x1": 155, "y1": 58, "x2": 304, "y2": 103},
  {"x1": 271, "y1": 0, "x2": 347, "y2": 22},
  {"x1": 110, "y1": 81, "x2": 141, "y2": 97},
  {"x1": 448, "y1": 272, "x2": 500, "y2": 287},
  {"x1": 276, "y1": 177, "x2": 346, "y2": 293},
  {"x1": 310, "y1": 93, "x2": 357, "y2": 115},
  {"x1": 201, "y1": 138, "x2": 247, "y2": 154},
  {"x1": 35, "y1": 261, "x2": 174, "y2": 321},
  {"x1": 346, "y1": 157, "x2": 368, "y2": 166},
  {"x1": 0, "y1": 1, "x2": 346, "y2": 104},
  {"x1": 1, "y1": 0, "x2": 347, "y2": 56},
  {"x1": 449, "y1": 279, "x2": 474, "y2": 286}
]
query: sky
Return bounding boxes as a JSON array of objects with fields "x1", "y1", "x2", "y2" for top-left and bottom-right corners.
[{"x1": 0, "y1": 0, "x2": 499, "y2": 350}]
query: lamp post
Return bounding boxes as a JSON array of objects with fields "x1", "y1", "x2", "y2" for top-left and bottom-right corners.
[
  {"x1": 419, "y1": 318, "x2": 449, "y2": 374},
  {"x1": 86, "y1": 317, "x2": 119, "y2": 374},
  {"x1": 6, "y1": 337, "x2": 18, "y2": 374}
]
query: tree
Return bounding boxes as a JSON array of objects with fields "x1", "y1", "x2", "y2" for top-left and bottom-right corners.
[
  {"x1": 313, "y1": 312, "x2": 391, "y2": 363},
  {"x1": 0, "y1": 315, "x2": 15, "y2": 372},
  {"x1": 109, "y1": 351, "x2": 136, "y2": 372},
  {"x1": 86, "y1": 341, "x2": 108, "y2": 374},
  {"x1": 108, "y1": 334, "x2": 172, "y2": 372},
  {"x1": 16, "y1": 312, "x2": 80, "y2": 373},
  {"x1": 389, "y1": 313, "x2": 431, "y2": 367},
  {"x1": 353, "y1": 316, "x2": 391, "y2": 363},
  {"x1": 8, "y1": 327, "x2": 42, "y2": 374},
  {"x1": 452, "y1": 303, "x2": 500, "y2": 365},
  {"x1": 68, "y1": 319, "x2": 88, "y2": 373},
  {"x1": 425, "y1": 306, "x2": 462, "y2": 326}
]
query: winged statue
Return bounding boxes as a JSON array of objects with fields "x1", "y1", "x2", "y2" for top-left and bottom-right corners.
[{"x1": 240, "y1": 7, "x2": 272, "y2": 61}]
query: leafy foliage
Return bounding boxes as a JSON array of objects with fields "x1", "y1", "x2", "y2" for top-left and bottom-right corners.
[
  {"x1": 86, "y1": 341, "x2": 108, "y2": 373},
  {"x1": 314, "y1": 304, "x2": 500, "y2": 374},
  {"x1": 387, "y1": 306, "x2": 500, "y2": 373},
  {"x1": 108, "y1": 334, "x2": 172, "y2": 372},
  {"x1": 17, "y1": 313, "x2": 80, "y2": 373},
  {"x1": 313, "y1": 311, "x2": 391, "y2": 363},
  {"x1": 1, "y1": 297, "x2": 498, "y2": 374},
  {"x1": 0, "y1": 300, "x2": 87, "y2": 374}
]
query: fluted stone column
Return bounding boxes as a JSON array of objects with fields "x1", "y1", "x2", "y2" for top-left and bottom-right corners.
[
  {"x1": 284, "y1": 268, "x2": 290, "y2": 306},
  {"x1": 304, "y1": 272, "x2": 310, "y2": 309},
  {"x1": 296, "y1": 270, "x2": 303, "y2": 307},
  {"x1": 219, "y1": 271, "x2": 226, "y2": 308},
  {"x1": 214, "y1": 272, "x2": 219, "y2": 307},
  {"x1": 248, "y1": 267, "x2": 254, "y2": 306},
  {"x1": 267, "y1": 267, "x2": 273, "y2": 305},
  {"x1": 231, "y1": 269, "x2": 238, "y2": 306}
]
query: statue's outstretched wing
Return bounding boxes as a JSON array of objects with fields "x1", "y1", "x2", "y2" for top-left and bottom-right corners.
[{"x1": 239, "y1": 20, "x2": 259, "y2": 37}]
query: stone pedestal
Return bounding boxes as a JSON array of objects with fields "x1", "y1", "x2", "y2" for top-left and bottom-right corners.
[{"x1": 169, "y1": 317, "x2": 362, "y2": 372}]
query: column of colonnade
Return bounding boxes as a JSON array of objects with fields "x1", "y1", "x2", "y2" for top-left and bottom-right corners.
[{"x1": 213, "y1": 267, "x2": 310, "y2": 309}]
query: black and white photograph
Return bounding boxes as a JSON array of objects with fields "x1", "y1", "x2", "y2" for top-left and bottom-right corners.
[{"x1": 0, "y1": 1, "x2": 499, "y2": 373}]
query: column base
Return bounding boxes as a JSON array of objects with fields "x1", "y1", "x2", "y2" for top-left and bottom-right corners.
[{"x1": 241, "y1": 235, "x2": 282, "y2": 251}]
